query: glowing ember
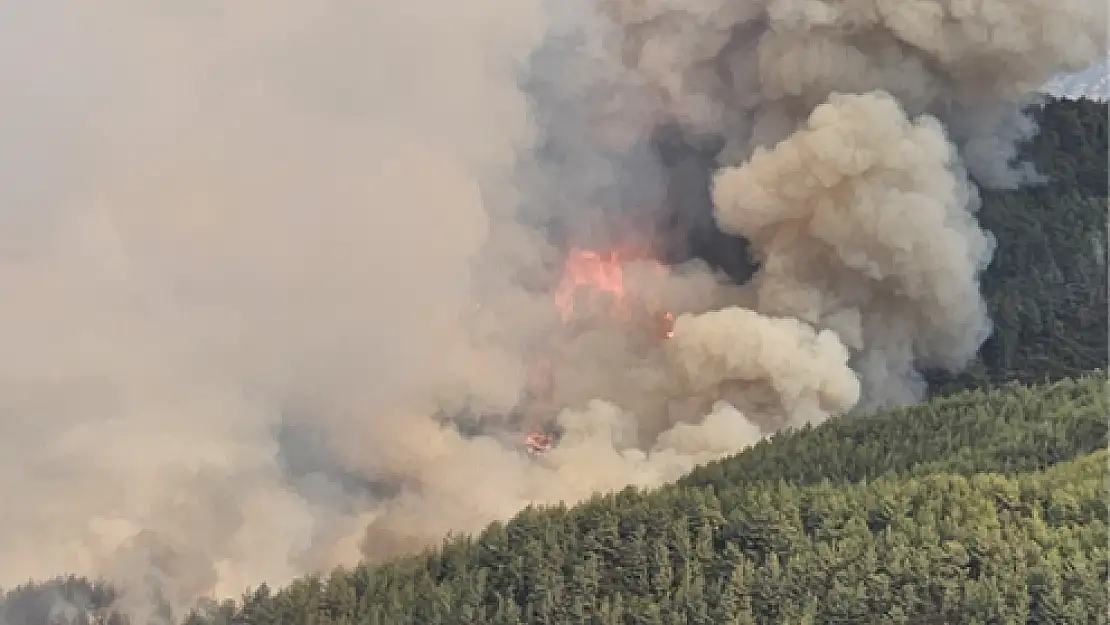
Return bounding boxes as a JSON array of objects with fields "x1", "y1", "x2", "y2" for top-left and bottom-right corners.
[
  {"x1": 553, "y1": 247, "x2": 675, "y2": 338},
  {"x1": 523, "y1": 432, "x2": 554, "y2": 454}
]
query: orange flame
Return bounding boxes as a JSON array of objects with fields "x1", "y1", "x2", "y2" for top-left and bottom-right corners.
[
  {"x1": 553, "y1": 247, "x2": 675, "y2": 339},
  {"x1": 553, "y1": 248, "x2": 629, "y2": 322},
  {"x1": 524, "y1": 432, "x2": 554, "y2": 454},
  {"x1": 523, "y1": 247, "x2": 674, "y2": 454},
  {"x1": 661, "y1": 311, "x2": 675, "y2": 338}
]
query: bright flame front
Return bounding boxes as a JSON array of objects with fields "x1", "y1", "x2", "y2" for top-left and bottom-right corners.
[
  {"x1": 553, "y1": 248, "x2": 629, "y2": 322},
  {"x1": 553, "y1": 247, "x2": 675, "y2": 337}
]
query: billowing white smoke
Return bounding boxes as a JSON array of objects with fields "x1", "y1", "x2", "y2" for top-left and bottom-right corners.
[
  {"x1": 358, "y1": 305, "x2": 860, "y2": 561},
  {"x1": 0, "y1": 0, "x2": 544, "y2": 620},
  {"x1": 601, "y1": 0, "x2": 1106, "y2": 183},
  {"x1": 667, "y1": 308, "x2": 860, "y2": 425},
  {"x1": 0, "y1": 0, "x2": 1103, "y2": 622},
  {"x1": 712, "y1": 91, "x2": 995, "y2": 409},
  {"x1": 560, "y1": 0, "x2": 1105, "y2": 411}
]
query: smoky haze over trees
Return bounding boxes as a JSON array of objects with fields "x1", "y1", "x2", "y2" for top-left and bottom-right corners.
[
  {"x1": 0, "y1": 1, "x2": 1107, "y2": 623},
  {"x1": 5, "y1": 373, "x2": 1107, "y2": 623},
  {"x1": 5, "y1": 91, "x2": 1108, "y2": 625}
]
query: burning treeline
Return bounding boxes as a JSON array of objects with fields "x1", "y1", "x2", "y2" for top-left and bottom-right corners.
[{"x1": 0, "y1": 1, "x2": 1104, "y2": 622}]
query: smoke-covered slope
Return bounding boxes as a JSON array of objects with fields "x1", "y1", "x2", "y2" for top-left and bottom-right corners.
[
  {"x1": 1043, "y1": 57, "x2": 1110, "y2": 100},
  {"x1": 7, "y1": 374, "x2": 1103, "y2": 624},
  {"x1": 923, "y1": 97, "x2": 1108, "y2": 394},
  {"x1": 682, "y1": 373, "x2": 1109, "y2": 491},
  {"x1": 3, "y1": 95, "x2": 1107, "y2": 622},
  {"x1": 0, "y1": 1, "x2": 1106, "y2": 621}
]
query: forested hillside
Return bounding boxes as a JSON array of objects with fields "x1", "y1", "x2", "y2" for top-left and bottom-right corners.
[
  {"x1": 208, "y1": 448, "x2": 1109, "y2": 624},
  {"x1": 925, "y1": 98, "x2": 1108, "y2": 395},
  {"x1": 3, "y1": 97, "x2": 1107, "y2": 625},
  {"x1": 681, "y1": 375, "x2": 1108, "y2": 492},
  {"x1": 177, "y1": 375, "x2": 1109, "y2": 624}
]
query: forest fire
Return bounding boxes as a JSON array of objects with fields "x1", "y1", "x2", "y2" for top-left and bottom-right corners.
[
  {"x1": 552, "y1": 247, "x2": 675, "y2": 336},
  {"x1": 553, "y1": 248, "x2": 628, "y2": 322},
  {"x1": 661, "y1": 311, "x2": 675, "y2": 338},
  {"x1": 523, "y1": 246, "x2": 676, "y2": 454},
  {"x1": 523, "y1": 432, "x2": 554, "y2": 454}
]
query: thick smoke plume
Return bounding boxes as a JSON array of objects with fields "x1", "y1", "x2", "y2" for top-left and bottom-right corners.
[
  {"x1": 0, "y1": 0, "x2": 1104, "y2": 622},
  {"x1": 712, "y1": 91, "x2": 995, "y2": 409}
]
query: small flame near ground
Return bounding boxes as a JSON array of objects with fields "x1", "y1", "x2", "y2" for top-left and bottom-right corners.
[
  {"x1": 523, "y1": 432, "x2": 554, "y2": 454},
  {"x1": 661, "y1": 311, "x2": 675, "y2": 338},
  {"x1": 525, "y1": 246, "x2": 675, "y2": 453}
]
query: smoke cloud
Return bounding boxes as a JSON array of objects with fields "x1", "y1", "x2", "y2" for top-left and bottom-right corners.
[
  {"x1": 0, "y1": 0, "x2": 542, "y2": 618},
  {"x1": 0, "y1": 0, "x2": 1104, "y2": 621},
  {"x1": 712, "y1": 91, "x2": 995, "y2": 409}
]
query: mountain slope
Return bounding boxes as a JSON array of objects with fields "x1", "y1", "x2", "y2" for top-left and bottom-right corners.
[
  {"x1": 681, "y1": 373, "x2": 1108, "y2": 493},
  {"x1": 2, "y1": 98, "x2": 1108, "y2": 625},
  {"x1": 922, "y1": 98, "x2": 1108, "y2": 398},
  {"x1": 193, "y1": 442, "x2": 1109, "y2": 624},
  {"x1": 6, "y1": 374, "x2": 1103, "y2": 625}
]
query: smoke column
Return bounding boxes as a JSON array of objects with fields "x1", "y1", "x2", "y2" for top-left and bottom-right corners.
[
  {"x1": 0, "y1": 0, "x2": 543, "y2": 619},
  {"x1": 0, "y1": 0, "x2": 1104, "y2": 621}
]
